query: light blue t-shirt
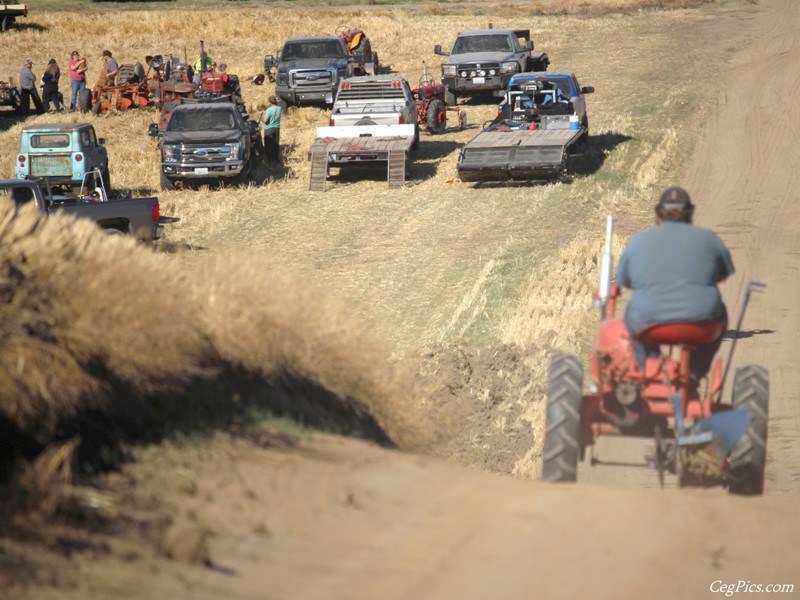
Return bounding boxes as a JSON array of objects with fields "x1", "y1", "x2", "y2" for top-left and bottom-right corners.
[{"x1": 616, "y1": 221, "x2": 734, "y2": 332}]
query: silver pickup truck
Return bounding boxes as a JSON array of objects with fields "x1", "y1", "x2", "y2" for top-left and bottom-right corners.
[
  {"x1": 0, "y1": 178, "x2": 166, "y2": 242},
  {"x1": 328, "y1": 75, "x2": 419, "y2": 146},
  {"x1": 434, "y1": 27, "x2": 549, "y2": 97}
]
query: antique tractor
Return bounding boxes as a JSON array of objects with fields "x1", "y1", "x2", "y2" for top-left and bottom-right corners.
[
  {"x1": 336, "y1": 26, "x2": 379, "y2": 76},
  {"x1": 542, "y1": 216, "x2": 768, "y2": 495},
  {"x1": 412, "y1": 62, "x2": 466, "y2": 134},
  {"x1": 146, "y1": 42, "x2": 247, "y2": 128}
]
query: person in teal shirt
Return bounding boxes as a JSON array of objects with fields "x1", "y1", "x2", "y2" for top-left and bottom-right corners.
[{"x1": 260, "y1": 95, "x2": 282, "y2": 165}]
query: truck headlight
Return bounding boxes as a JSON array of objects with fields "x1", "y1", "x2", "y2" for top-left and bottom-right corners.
[
  {"x1": 442, "y1": 64, "x2": 456, "y2": 77},
  {"x1": 501, "y1": 61, "x2": 519, "y2": 74},
  {"x1": 226, "y1": 142, "x2": 242, "y2": 161},
  {"x1": 162, "y1": 145, "x2": 178, "y2": 163},
  {"x1": 277, "y1": 72, "x2": 288, "y2": 85}
]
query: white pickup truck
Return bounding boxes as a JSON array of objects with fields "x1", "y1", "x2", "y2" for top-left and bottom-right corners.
[{"x1": 309, "y1": 75, "x2": 420, "y2": 191}]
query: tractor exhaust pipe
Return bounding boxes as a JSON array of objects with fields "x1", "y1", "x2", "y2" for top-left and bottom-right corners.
[
  {"x1": 715, "y1": 280, "x2": 767, "y2": 404},
  {"x1": 594, "y1": 215, "x2": 614, "y2": 320}
]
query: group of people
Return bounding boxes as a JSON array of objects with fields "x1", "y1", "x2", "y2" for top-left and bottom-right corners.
[{"x1": 17, "y1": 49, "x2": 120, "y2": 116}]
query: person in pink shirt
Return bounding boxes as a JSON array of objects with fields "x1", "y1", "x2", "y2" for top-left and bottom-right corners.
[{"x1": 68, "y1": 50, "x2": 87, "y2": 111}]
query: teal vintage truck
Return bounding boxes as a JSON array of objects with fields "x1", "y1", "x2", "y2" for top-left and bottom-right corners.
[{"x1": 15, "y1": 122, "x2": 110, "y2": 193}]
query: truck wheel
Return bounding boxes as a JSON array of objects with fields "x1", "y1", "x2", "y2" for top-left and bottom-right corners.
[
  {"x1": 578, "y1": 116, "x2": 590, "y2": 147},
  {"x1": 159, "y1": 172, "x2": 175, "y2": 191},
  {"x1": 728, "y1": 365, "x2": 769, "y2": 495},
  {"x1": 541, "y1": 354, "x2": 583, "y2": 482},
  {"x1": 426, "y1": 99, "x2": 447, "y2": 134},
  {"x1": 77, "y1": 88, "x2": 92, "y2": 114},
  {"x1": 160, "y1": 101, "x2": 179, "y2": 129}
]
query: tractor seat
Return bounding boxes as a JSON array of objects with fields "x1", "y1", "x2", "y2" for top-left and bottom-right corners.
[{"x1": 636, "y1": 320, "x2": 724, "y2": 346}]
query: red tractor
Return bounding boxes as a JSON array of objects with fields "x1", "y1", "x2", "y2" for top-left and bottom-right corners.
[
  {"x1": 146, "y1": 42, "x2": 247, "y2": 129},
  {"x1": 542, "y1": 216, "x2": 768, "y2": 495},
  {"x1": 412, "y1": 62, "x2": 466, "y2": 134}
]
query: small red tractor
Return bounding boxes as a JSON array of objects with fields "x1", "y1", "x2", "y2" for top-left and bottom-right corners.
[
  {"x1": 411, "y1": 62, "x2": 466, "y2": 134},
  {"x1": 78, "y1": 62, "x2": 150, "y2": 115},
  {"x1": 146, "y1": 42, "x2": 248, "y2": 128},
  {"x1": 542, "y1": 216, "x2": 768, "y2": 494},
  {"x1": 336, "y1": 26, "x2": 379, "y2": 76}
]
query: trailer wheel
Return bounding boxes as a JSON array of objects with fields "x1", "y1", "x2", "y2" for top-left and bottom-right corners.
[
  {"x1": 426, "y1": 99, "x2": 447, "y2": 134},
  {"x1": 541, "y1": 353, "x2": 583, "y2": 482},
  {"x1": 77, "y1": 88, "x2": 92, "y2": 114},
  {"x1": 728, "y1": 365, "x2": 769, "y2": 495},
  {"x1": 159, "y1": 172, "x2": 175, "y2": 191}
]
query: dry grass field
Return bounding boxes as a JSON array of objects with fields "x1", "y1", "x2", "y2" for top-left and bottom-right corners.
[{"x1": 0, "y1": 0, "x2": 729, "y2": 495}]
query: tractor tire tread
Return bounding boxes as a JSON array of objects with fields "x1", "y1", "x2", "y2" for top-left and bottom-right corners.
[
  {"x1": 728, "y1": 365, "x2": 769, "y2": 496},
  {"x1": 541, "y1": 354, "x2": 583, "y2": 483}
]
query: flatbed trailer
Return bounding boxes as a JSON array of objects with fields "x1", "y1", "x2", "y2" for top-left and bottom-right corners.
[
  {"x1": 457, "y1": 126, "x2": 584, "y2": 182},
  {"x1": 1, "y1": 2, "x2": 27, "y2": 31},
  {"x1": 308, "y1": 124, "x2": 415, "y2": 191}
]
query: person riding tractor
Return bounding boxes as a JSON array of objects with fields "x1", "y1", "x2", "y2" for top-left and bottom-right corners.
[{"x1": 616, "y1": 186, "x2": 735, "y2": 394}]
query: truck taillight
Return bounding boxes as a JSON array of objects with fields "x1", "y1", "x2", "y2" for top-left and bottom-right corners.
[
  {"x1": 75, "y1": 154, "x2": 83, "y2": 162},
  {"x1": 329, "y1": 118, "x2": 334, "y2": 126},
  {"x1": 18, "y1": 155, "x2": 25, "y2": 163},
  {"x1": 398, "y1": 116, "x2": 405, "y2": 124},
  {"x1": 152, "y1": 203, "x2": 161, "y2": 223}
]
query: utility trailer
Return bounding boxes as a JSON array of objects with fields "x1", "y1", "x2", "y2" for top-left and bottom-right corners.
[
  {"x1": 457, "y1": 71, "x2": 594, "y2": 182},
  {"x1": 457, "y1": 125, "x2": 584, "y2": 181},
  {"x1": 0, "y1": 2, "x2": 26, "y2": 31},
  {"x1": 308, "y1": 123, "x2": 415, "y2": 191}
]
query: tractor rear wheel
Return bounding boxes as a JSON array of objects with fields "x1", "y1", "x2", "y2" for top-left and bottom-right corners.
[
  {"x1": 728, "y1": 365, "x2": 769, "y2": 495},
  {"x1": 426, "y1": 99, "x2": 447, "y2": 134},
  {"x1": 77, "y1": 88, "x2": 92, "y2": 113},
  {"x1": 541, "y1": 353, "x2": 584, "y2": 482}
]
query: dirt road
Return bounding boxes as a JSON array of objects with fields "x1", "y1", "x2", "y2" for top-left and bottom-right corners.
[{"x1": 5, "y1": 1, "x2": 800, "y2": 598}]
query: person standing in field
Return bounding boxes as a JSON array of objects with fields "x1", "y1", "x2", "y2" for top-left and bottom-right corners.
[
  {"x1": 68, "y1": 50, "x2": 87, "y2": 111},
  {"x1": 94, "y1": 50, "x2": 119, "y2": 90},
  {"x1": 41, "y1": 59, "x2": 63, "y2": 113},
  {"x1": 19, "y1": 59, "x2": 44, "y2": 116},
  {"x1": 260, "y1": 95, "x2": 282, "y2": 165}
]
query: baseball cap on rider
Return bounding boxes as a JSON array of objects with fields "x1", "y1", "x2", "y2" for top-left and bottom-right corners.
[{"x1": 658, "y1": 186, "x2": 693, "y2": 210}]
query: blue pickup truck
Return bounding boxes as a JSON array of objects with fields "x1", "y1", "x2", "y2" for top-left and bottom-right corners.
[{"x1": 15, "y1": 122, "x2": 110, "y2": 192}]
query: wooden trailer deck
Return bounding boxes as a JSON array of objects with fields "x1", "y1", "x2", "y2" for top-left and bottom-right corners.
[{"x1": 457, "y1": 127, "x2": 584, "y2": 182}]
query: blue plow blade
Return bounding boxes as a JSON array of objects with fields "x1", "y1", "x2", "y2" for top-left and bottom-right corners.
[{"x1": 688, "y1": 409, "x2": 752, "y2": 455}]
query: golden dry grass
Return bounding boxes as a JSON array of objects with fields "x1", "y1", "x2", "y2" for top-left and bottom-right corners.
[{"x1": 0, "y1": 1, "x2": 730, "y2": 477}]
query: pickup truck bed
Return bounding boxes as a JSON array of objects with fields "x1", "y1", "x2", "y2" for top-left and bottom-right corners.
[
  {"x1": 308, "y1": 124, "x2": 415, "y2": 191},
  {"x1": 457, "y1": 127, "x2": 584, "y2": 182}
]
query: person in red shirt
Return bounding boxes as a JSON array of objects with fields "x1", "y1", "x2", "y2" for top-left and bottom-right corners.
[{"x1": 68, "y1": 50, "x2": 87, "y2": 111}]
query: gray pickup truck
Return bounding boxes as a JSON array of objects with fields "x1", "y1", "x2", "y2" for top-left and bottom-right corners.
[
  {"x1": 434, "y1": 27, "x2": 549, "y2": 97},
  {"x1": 265, "y1": 36, "x2": 355, "y2": 107},
  {"x1": 148, "y1": 101, "x2": 258, "y2": 191},
  {"x1": 0, "y1": 179, "x2": 165, "y2": 242}
]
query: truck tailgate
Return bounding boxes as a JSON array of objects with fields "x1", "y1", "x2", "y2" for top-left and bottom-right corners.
[
  {"x1": 316, "y1": 124, "x2": 416, "y2": 139},
  {"x1": 30, "y1": 154, "x2": 72, "y2": 178}
]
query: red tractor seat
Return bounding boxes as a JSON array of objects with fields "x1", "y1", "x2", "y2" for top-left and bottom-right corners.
[{"x1": 636, "y1": 320, "x2": 724, "y2": 346}]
